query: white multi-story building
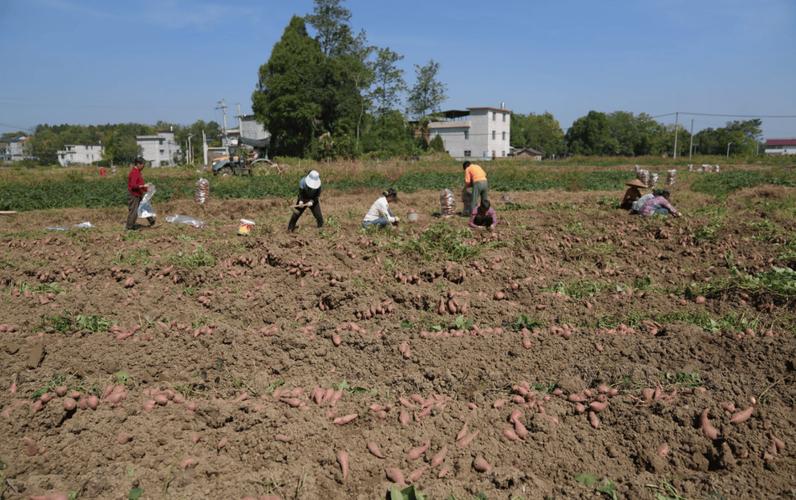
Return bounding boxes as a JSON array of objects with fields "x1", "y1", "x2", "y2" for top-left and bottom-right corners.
[
  {"x1": 428, "y1": 106, "x2": 511, "y2": 160},
  {"x1": 136, "y1": 131, "x2": 181, "y2": 167},
  {"x1": 57, "y1": 144, "x2": 104, "y2": 166},
  {"x1": 764, "y1": 138, "x2": 796, "y2": 155}
]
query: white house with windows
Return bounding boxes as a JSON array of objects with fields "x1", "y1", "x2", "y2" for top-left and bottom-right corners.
[
  {"x1": 764, "y1": 138, "x2": 796, "y2": 155},
  {"x1": 136, "y1": 131, "x2": 181, "y2": 167},
  {"x1": 57, "y1": 144, "x2": 104, "y2": 166},
  {"x1": 427, "y1": 106, "x2": 511, "y2": 160}
]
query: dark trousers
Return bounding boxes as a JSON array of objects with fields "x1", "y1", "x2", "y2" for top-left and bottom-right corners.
[
  {"x1": 471, "y1": 180, "x2": 489, "y2": 213},
  {"x1": 126, "y1": 194, "x2": 141, "y2": 229},
  {"x1": 126, "y1": 194, "x2": 154, "y2": 229},
  {"x1": 288, "y1": 199, "x2": 323, "y2": 231}
]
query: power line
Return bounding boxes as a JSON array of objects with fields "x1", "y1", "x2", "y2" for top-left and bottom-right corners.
[{"x1": 655, "y1": 111, "x2": 796, "y2": 119}]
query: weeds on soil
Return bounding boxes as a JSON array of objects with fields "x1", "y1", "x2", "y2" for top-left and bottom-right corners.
[
  {"x1": 575, "y1": 473, "x2": 619, "y2": 500},
  {"x1": 75, "y1": 314, "x2": 112, "y2": 333},
  {"x1": 512, "y1": 314, "x2": 544, "y2": 331},
  {"x1": 169, "y1": 246, "x2": 216, "y2": 268},
  {"x1": 646, "y1": 481, "x2": 687, "y2": 500},
  {"x1": 400, "y1": 223, "x2": 480, "y2": 262},
  {"x1": 31, "y1": 374, "x2": 67, "y2": 399},
  {"x1": 390, "y1": 485, "x2": 426, "y2": 500},
  {"x1": 664, "y1": 371, "x2": 703, "y2": 388},
  {"x1": 544, "y1": 279, "x2": 606, "y2": 299},
  {"x1": 113, "y1": 248, "x2": 152, "y2": 266},
  {"x1": 687, "y1": 266, "x2": 796, "y2": 304}
]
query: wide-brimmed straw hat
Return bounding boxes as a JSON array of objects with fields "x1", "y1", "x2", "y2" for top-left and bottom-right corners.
[{"x1": 625, "y1": 179, "x2": 647, "y2": 188}]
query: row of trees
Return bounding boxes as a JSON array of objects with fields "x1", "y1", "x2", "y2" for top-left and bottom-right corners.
[
  {"x1": 18, "y1": 121, "x2": 221, "y2": 165},
  {"x1": 8, "y1": 112, "x2": 766, "y2": 166},
  {"x1": 693, "y1": 119, "x2": 763, "y2": 156},
  {"x1": 512, "y1": 111, "x2": 763, "y2": 158},
  {"x1": 252, "y1": 0, "x2": 446, "y2": 159}
]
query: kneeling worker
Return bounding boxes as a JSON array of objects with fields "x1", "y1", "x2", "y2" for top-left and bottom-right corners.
[{"x1": 362, "y1": 188, "x2": 399, "y2": 228}]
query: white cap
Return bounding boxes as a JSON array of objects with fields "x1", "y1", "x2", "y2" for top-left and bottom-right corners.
[{"x1": 304, "y1": 170, "x2": 321, "y2": 189}]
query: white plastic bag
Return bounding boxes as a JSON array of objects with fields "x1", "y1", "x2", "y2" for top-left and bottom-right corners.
[
  {"x1": 165, "y1": 214, "x2": 205, "y2": 228},
  {"x1": 138, "y1": 184, "x2": 156, "y2": 218}
]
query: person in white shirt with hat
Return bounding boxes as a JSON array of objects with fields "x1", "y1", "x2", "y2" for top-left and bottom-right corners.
[{"x1": 288, "y1": 170, "x2": 324, "y2": 232}]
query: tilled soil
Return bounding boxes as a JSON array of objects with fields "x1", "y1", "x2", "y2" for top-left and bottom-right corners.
[{"x1": 0, "y1": 185, "x2": 794, "y2": 500}]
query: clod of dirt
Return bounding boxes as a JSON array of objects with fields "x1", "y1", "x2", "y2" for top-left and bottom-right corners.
[
  {"x1": 490, "y1": 466, "x2": 527, "y2": 489},
  {"x1": 25, "y1": 343, "x2": 46, "y2": 369},
  {"x1": 556, "y1": 375, "x2": 585, "y2": 394}
]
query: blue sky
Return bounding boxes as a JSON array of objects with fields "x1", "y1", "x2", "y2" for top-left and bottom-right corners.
[{"x1": 1, "y1": 0, "x2": 795, "y2": 137}]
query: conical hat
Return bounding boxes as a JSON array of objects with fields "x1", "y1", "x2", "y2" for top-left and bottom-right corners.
[{"x1": 625, "y1": 179, "x2": 647, "y2": 188}]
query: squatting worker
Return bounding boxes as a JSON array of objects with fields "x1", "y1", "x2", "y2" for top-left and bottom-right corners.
[
  {"x1": 640, "y1": 189, "x2": 682, "y2": 217},
  {"x1": 288, "y1": 170, "x2": 324, "y2": 232},
  {"x1": 463, "y1": 161, "x2": 489, "y2": 213},
  {"x1": 362, "y1": 188, "x2": 399, "y2": 229},
  {"x1": 620, "y1": 179, "x2": 648, "y2": 210},
  {"x1": 469, "y1": 199, "x2": 498, "y2": 230},
  {"x1": 126, "y1": 156, "x2": 154, "y2": 230}
]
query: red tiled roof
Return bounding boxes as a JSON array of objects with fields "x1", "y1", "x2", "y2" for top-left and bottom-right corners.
[{"x1": 765, "y1": 138, "x2": 796, "y2": 146}]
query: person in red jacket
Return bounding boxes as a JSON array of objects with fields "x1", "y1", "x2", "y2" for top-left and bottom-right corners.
[{"x1": 126, "y1": 157, "x2": 154, "y2": 230}]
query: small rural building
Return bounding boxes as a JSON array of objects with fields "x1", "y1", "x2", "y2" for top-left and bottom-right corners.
[
  {"x1": 509, "y1": 147, "x2": 544, "y2": 160},
  {"x1": 57, "y1": 144, "x2": 104, "y2": 166},
  {"x1": 764, "y1": 138, "x2": 796, "y2": 155},
  {"x1": 427, "y1": 105, "x2": 511, "y2": 161},
  {"x1": 136, "y1": 131, "x2": 181, "y2": 167},
  {"x1": 1, "y1": 135, "x2": 31, "y2": 162}
]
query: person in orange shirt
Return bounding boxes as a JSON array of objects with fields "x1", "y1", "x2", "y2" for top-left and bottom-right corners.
[{"x1": 463, "y1": 161, "x2": 488, "y2": 213}]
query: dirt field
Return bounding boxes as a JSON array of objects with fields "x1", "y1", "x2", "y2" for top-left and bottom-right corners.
[{"x1": 0, "y1": 182, "x2": 794, "y2": 499}]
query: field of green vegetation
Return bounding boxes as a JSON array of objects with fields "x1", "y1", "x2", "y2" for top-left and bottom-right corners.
[{"x1": 0, "y1": 156, "x2": 793, "y2": 212}]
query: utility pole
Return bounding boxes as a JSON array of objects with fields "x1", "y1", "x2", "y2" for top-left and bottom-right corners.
[
  {"x1": 672, "y1": 112, "x2": 679, "y2": 159},
  {"x1": 726, "y1": 142, "x2": 732, "y2": 158},
  {"x1": 688, "y1": 118, "x2": 694, "y2": 160},
  {"x1": 187, "y1": 134, "x2": 193, "y2": 165},
  {"x1": 236, "y1": 103, "x2": 242, "y2": 134},
  {"x1": 202, "y1": 130, "x2": 208, "y2": 166},
  {"x1": 215, "y1": 99, "x2": 228, "y2": 136}
]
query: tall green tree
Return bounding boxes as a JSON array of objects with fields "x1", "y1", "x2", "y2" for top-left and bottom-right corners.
[
  {"x1": 360, "y1": 110, "x2": 417, "y2": 158},
  {"x1": 510, "y1": 112, "x2": 565, "y2": 157},
  {"x1": 407, "y1": 60, "x2": 447, "y2": 119},
  {"x1": 566, "y1": 111, "x2": 615, "y2": 155},
  {"x1": 305, "y1": 0, "x2": 365, "y2": 57},
  {"x1": 304, "y1": 0, "x2": 372, "y2": 158},
  {"x1": 252, "y1": 16, "x2": 324, "y2": 157},
  {"x1": 369, "y1": 47, "x2": 405, "y2": 116}
]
